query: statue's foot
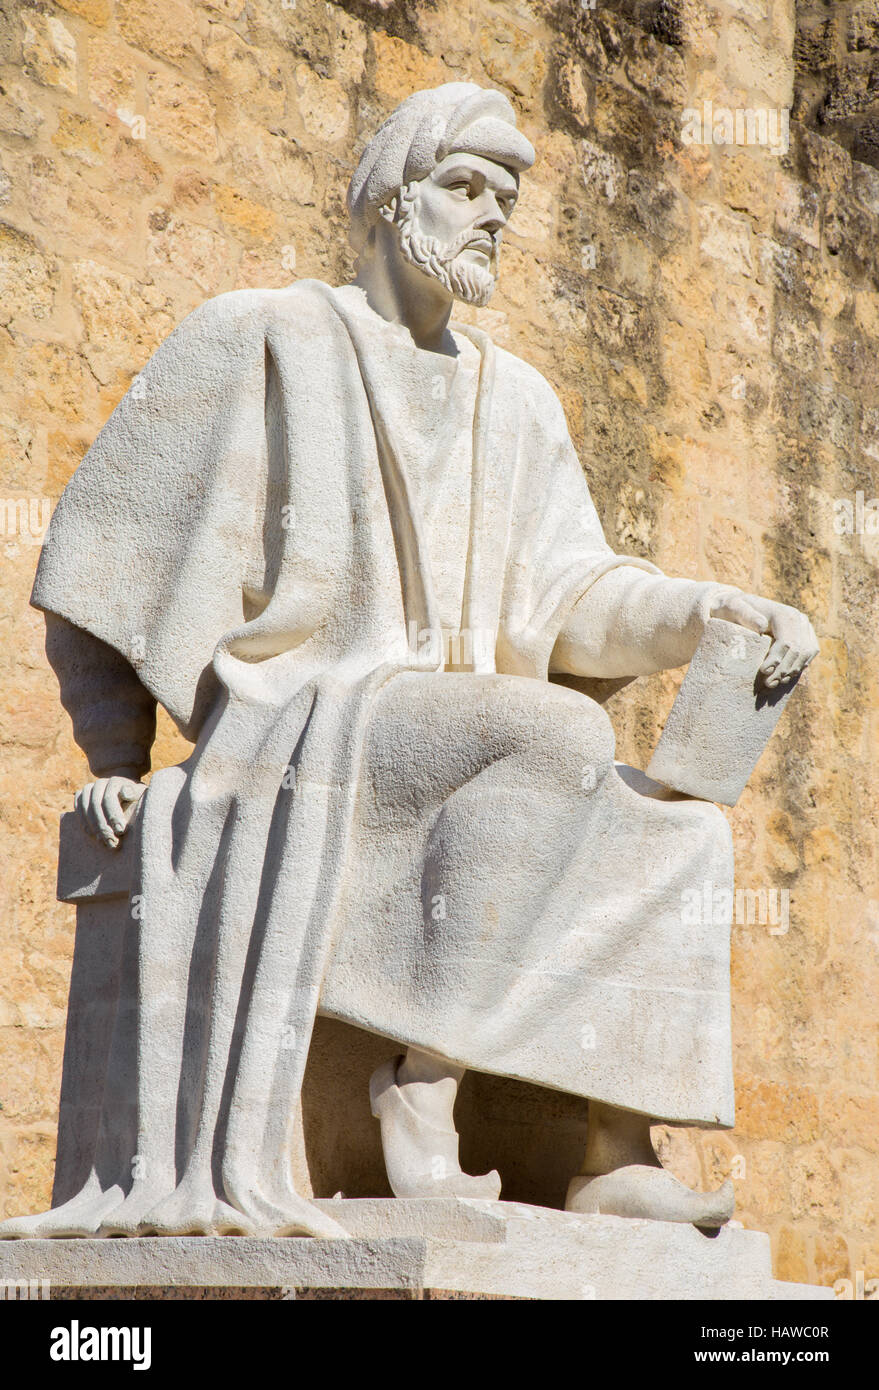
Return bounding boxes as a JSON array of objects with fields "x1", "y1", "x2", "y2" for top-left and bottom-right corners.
[
  {"x1": 369, "y1": 1056, "x2": 501, "y2": 1200},
  {"x1": 99, "y1": 1179, "x2": 348, "y2": 1239},
  {"x1": 565, "y1": 1165, "x2": 735, "y2": 1228},
  {"x1": 226, "y1": 1192, "x2": 350, "y2": 1240},
  {"x1": 99, "y1": 1189, "x2": 253, "y2": 1239},
  {"x1": 0, "y1": 1178, "x2": 124, "y2": 1238}
]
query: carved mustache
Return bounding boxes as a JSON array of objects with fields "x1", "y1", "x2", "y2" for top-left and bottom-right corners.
[
  {"x1": 463, "y1": 233, "x2": 494, "y2": 254},
  {"x1": 441, "y1": 227, "x2": 498, "y2": 264}
]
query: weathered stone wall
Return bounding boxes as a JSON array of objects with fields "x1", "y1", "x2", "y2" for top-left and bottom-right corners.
[
  {"x1": 795, "y1": 0, "x2": 879, "y2": 166},
  {"x1": 0, "y1": 0, "x2": 876, "y2": 1292}
]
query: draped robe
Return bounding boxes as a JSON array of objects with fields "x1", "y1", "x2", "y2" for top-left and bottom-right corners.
[{"x1": 21, "y1": 280, "x2": 735, "y2": 1237}]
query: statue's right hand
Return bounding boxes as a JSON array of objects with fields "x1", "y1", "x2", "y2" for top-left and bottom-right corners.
[{"x1": 75, "y1": 776, "x2": 146, "y2": 850}]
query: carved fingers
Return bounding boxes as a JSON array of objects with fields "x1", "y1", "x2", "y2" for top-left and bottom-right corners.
[
  {"x1": 75, "y1": 776, "x2": 146, "y2": 850},
  {"x1": 740, "y1": 594, "x2": 820, "y2": 688},
  {"x1": 709, "y1": 589, "x2": 770, "y2": 635},
  {"x1": 709, "y1": 589, "x2": 819, "y2": 688}
]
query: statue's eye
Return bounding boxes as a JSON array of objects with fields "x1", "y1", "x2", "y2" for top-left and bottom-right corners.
[{"x1": 448, "y1": 181, "x2": 471, "y2": 196}]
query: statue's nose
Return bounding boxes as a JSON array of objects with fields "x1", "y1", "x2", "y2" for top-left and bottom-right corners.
[{"x1": 475, "y1": 211, "x2": 504, "y2": 237}]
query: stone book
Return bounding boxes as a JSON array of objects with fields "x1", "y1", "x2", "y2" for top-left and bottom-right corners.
[{"x1": 647, "y1": 618, "x2": 801, "y2": 807}]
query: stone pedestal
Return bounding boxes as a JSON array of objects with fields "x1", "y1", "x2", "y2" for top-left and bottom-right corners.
[{"x1": 0, "y1": 1200, "x2": 833, "y2": 1300}]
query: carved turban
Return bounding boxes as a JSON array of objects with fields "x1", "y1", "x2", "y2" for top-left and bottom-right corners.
[{"x1": 346, "y1": 82, "x2": 536, "y2": 252}]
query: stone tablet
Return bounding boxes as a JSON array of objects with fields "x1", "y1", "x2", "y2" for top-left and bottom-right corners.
[{"x1": 647, "y1": 617, "x2": 801, "y2": 806}]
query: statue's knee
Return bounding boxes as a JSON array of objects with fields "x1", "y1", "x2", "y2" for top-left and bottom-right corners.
[{"x1": 517, "y1": 688, "x2": 616, "y2": 795}]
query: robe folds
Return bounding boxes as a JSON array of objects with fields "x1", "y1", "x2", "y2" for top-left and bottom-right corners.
[{"x1": 27, "y1": 280, "x2": 735, "y2": 1237}]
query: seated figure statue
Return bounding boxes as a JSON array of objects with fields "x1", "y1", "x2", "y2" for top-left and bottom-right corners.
[{"x1": 1, "y1": 83, "x2": 817, "y2": 1240}]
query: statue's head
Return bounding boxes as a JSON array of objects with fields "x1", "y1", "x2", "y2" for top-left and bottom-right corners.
[{"x1": 347, "y1": 83, "x2": 535, "y2": 307}]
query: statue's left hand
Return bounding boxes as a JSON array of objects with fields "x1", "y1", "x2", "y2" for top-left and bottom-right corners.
[
  {"x1": 709, "y1": 591, "x2": 819, "y2": 689},
  {"x1": 75, "y1": 775, "x2": 146, "y2": 850}
]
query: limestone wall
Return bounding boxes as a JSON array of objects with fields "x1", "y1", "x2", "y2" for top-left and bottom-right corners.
[
  {"x1": 795, "y1": 0, "x2": 879, "y2": 165},
  {"x1": 0, "y1": 0, "x2": 876, "y2": 1291}
]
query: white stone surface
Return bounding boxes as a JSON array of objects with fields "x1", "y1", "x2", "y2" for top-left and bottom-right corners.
[
  {"x1": 0, "y1": 1201, "x2": 833, "y2": 1301},
  {"x1": 647, "y1": 618, "x2": 802, "y2": 805},
  {"x1": 57, "y1": 807, "x2": 138, "y2": 902}
]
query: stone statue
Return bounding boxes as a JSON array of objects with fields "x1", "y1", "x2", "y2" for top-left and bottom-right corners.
[{"x1": 1, "y1": 84, "x2": 817, "y2": 1241}]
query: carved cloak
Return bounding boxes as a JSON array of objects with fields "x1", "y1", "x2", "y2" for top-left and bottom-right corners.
[{"x1": 26, "y1": 281, "x2": 734, "y2": 1237}]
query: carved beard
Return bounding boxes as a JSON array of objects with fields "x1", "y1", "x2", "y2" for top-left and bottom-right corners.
[{"x1": 394, "y1": 185, "x2": 499, "y2": 308}]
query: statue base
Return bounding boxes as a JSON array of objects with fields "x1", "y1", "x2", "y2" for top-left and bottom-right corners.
[{"x1": 0, "y1": 1199, "x2": 832, "y2": 1300}]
